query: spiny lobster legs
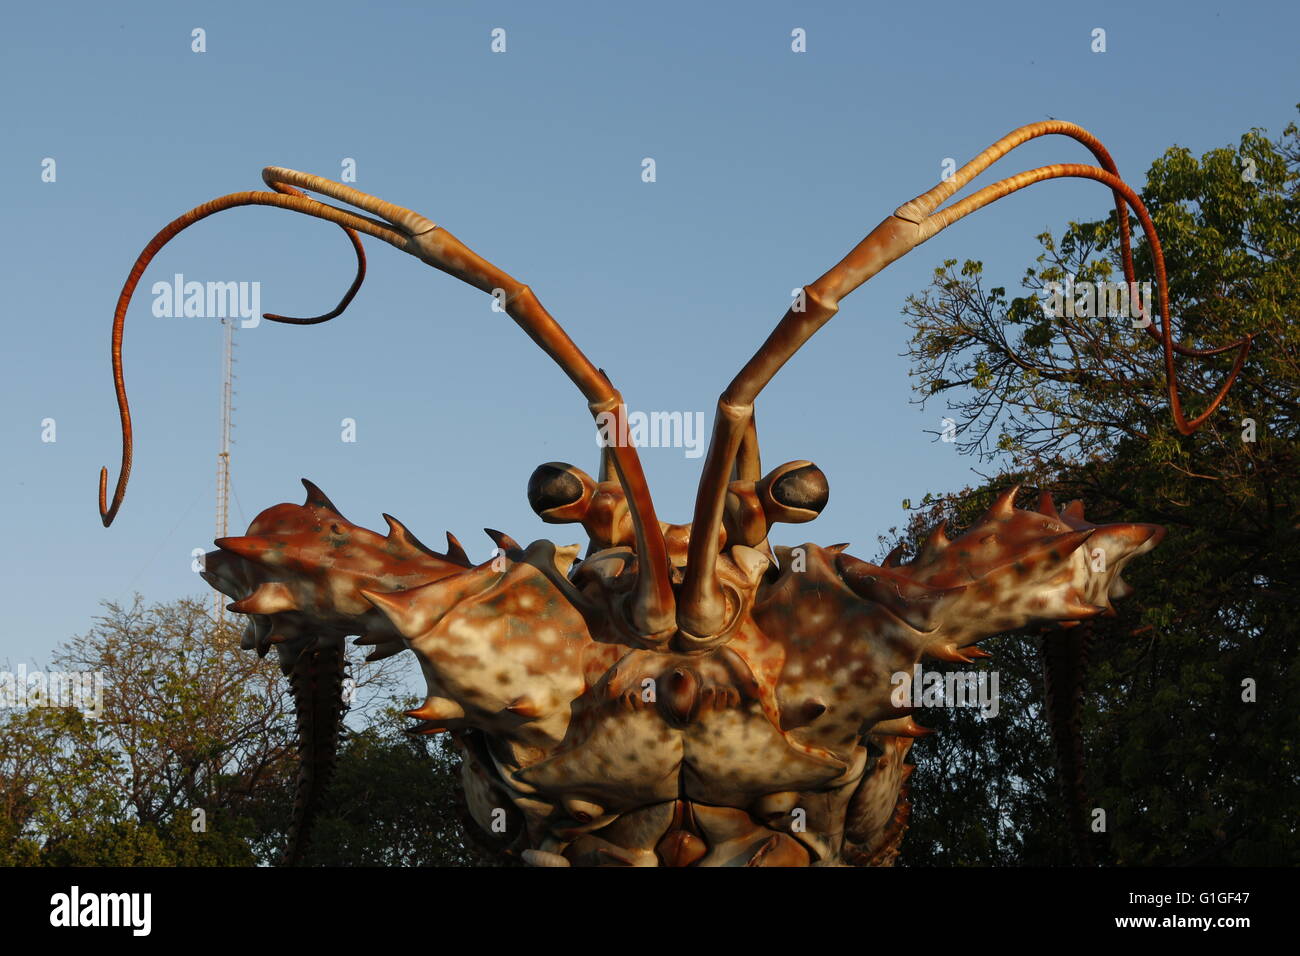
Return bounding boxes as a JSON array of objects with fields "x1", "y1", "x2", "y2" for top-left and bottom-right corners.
[
  {"x1": 201, "y1": 480, "x2": 472, "y2": 863},
  {"x1": 279, "y1": 636, "x2": 348, "y2": 866}
]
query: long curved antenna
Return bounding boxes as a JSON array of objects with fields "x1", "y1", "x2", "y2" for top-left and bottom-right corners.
[
  {"x1": 908, "y1": 163, "x2": 1253, "y2": 430},
  {"x1": 98, "y1": 185, "x2": 385, "y2": 529},
  {"x1": 261, "y1": 182, "x2": 368, "y2": 325},
  {"x1": 898, "y1": 122, "x2": 1247, "y2": 360},
  {"x1": 99, "y1": 169, "x2": 675, "y2": 639},
  {"x1": 678, "y1": 121, "x2": 1255, "y2": 637}
]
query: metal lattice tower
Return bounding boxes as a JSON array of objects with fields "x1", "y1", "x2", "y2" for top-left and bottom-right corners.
[{"x1": 214, "y1": 317, "x2": 236, "y2": 622}]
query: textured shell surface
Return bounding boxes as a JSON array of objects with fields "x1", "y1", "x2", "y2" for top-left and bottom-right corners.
[{"x1": 205, "y1": 480, "x2": 1162, "y2": 866}]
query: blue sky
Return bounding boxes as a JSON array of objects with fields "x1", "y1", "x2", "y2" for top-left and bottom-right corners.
[{"x1": 2, "y1": 0, "x2": 1296, "y2": 669}]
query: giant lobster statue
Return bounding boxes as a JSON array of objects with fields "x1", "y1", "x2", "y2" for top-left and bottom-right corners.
[{"x1": 98, "y1": 122, "x2": 1250, "y2": 866}]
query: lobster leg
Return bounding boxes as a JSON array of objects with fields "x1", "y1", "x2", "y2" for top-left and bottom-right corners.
[
  {"x1": 1039, "y1": 628, "x2": 1097, "y2": 866},
  {"x1": 278, "y1": 637, "x2": 349, "y2": 866}
]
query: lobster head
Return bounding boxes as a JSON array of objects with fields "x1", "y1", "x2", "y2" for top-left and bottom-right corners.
[
  {"x1": 201, "y1": 464, "x2": 1165, "y2": 865},
  {"x1": 104, "y1": 121, "x2": 1248, "y2": 864}
]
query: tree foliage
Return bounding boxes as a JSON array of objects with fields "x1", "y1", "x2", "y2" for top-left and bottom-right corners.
[
  {"x1": 0, "y1": 596, "x2": 493, "y2": 866},
  {"x1": 897, "y1": 111, "x2": 1299, "y2": 865},
  {"x1": 299, "y1": 709, "x2": 501, "y2": 867}
]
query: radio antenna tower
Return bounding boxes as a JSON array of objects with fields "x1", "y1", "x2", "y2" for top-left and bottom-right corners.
[{"x1": 214, "y1": 317, "x2": 236, "y2": 623}]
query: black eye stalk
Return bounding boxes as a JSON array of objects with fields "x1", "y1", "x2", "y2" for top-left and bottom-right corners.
[
  {"x1": 765, "y1": 462, "x2": 830, "y2": 520},
  {"x1": 527, "y1": 462, "x2": 635, "y2": 552},
  {"x1": 528, "y1": 462, "x2": 593, "y2": 521},
  {"x1": 529, "y1": 459, "x2": 828, "y2": 556},
  {"x1": 726, "y1": 460, "x2": 829, "y2": 547}
]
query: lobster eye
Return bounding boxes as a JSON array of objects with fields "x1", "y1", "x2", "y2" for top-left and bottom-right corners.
[
  {"x1": 527, "y1": 462, "x2": 596, "y2": 523},
  {"x1": 759, "y1": 461, "x2": 828, "y2": 523}
]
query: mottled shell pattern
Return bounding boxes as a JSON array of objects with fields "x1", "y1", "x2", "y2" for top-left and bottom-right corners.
[{"x1": 204, "y1": 476, "x2": 1162, "y2": 866}]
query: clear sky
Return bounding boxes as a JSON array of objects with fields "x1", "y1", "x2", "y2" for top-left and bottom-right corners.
[{"x1": 2, "y1": 0, "x2": 1296, "y2": 670}]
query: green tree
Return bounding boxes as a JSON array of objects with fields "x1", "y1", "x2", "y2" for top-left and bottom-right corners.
[
  {"x1": 300, "y1": 705, "x2": 502, "y2": 867},
  {"x1": 0, "y1": 596, "x2": 411, "y2": 865},
  {"x1": 896, "y1": 111, "x2": 1299, "y2": 865}
]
